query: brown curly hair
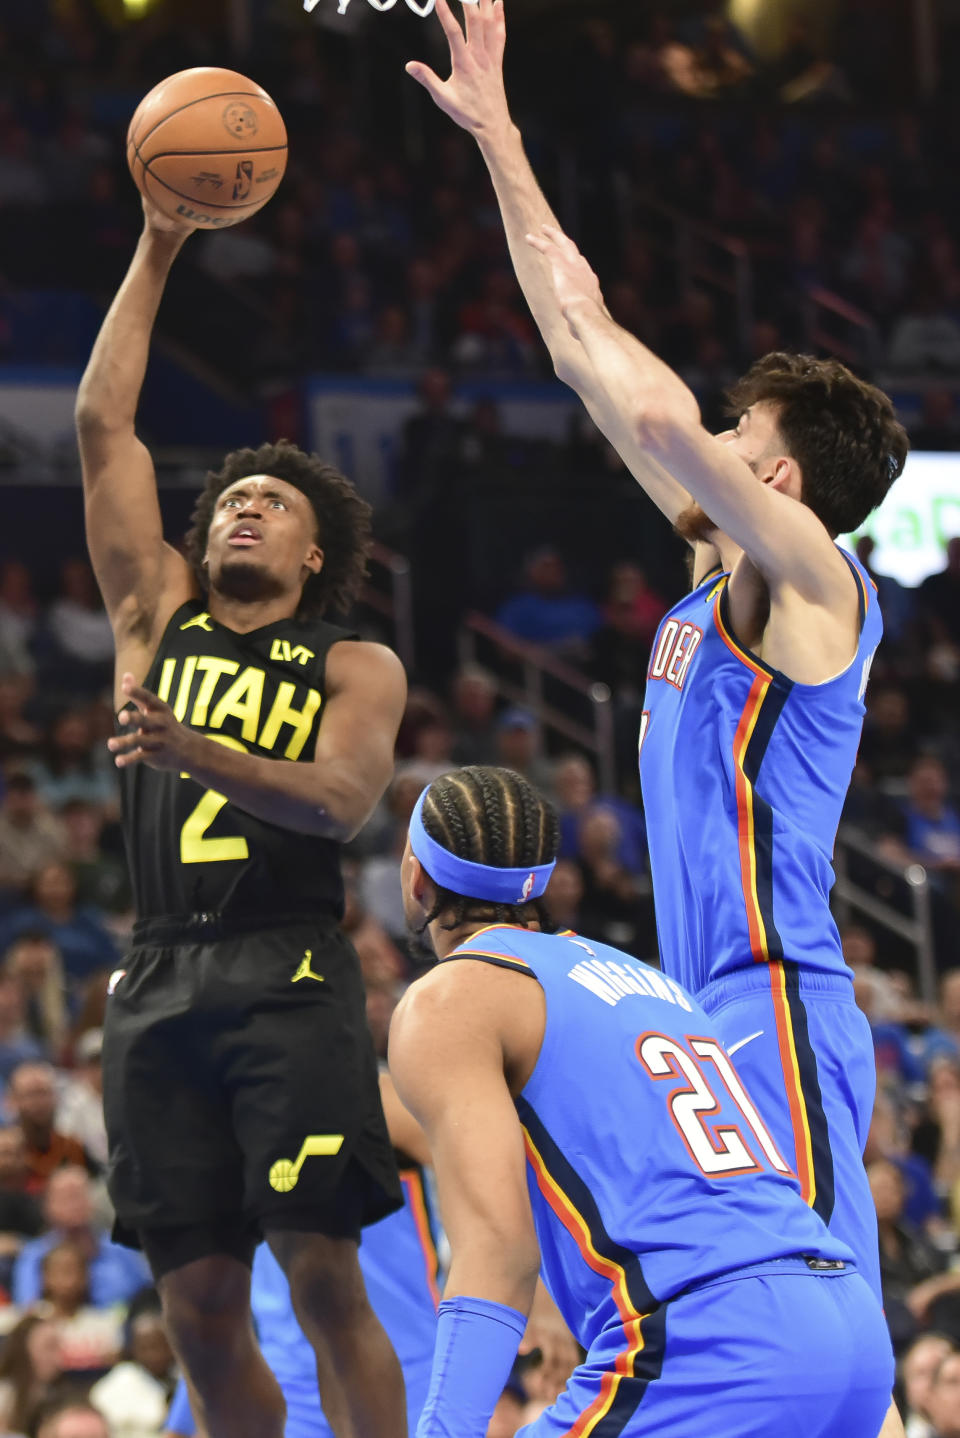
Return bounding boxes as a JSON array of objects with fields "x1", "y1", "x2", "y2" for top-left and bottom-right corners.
[
  {"x1": 184, "y1": 440, "x2": 372, "y2": 618},
  {"x1": 726, "y1": 353, "x2": 909, "y2": 536}
]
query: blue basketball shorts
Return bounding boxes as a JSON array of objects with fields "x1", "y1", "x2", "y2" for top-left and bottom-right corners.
[
  {"x1": 699, "y1": 960, "x2": 881, "y2": 1303},
  {"x1": 521, "y1": 1260, "x2": 892, "y2": 1438}
]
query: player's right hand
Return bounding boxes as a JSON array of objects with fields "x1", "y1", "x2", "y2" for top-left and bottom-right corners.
[
  {"x1": 405, "y1": 0, "x2": 511, "y2": 142},
  {"x1": 141, "y1": 195, "x2": 197, "y2": 238}
]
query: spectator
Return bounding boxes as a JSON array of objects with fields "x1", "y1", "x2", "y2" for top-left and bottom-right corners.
[
  {"x1": 543, "y1": 859, "x2": 585, "y2": 933},
  {"x1": 495, "y1": 550, "x2": 601, "y2": 658},
  {"x1": 340, "y1": 866, "x2": 406, "y2": 991},
  {"x1": 89, "y1": 1310, "x2": 175, "y2": 1438},
  {"x1": 7, "y1": 1064, "x2": 93, "y2": 1193},
  {"x1": 901, "y1": 758, "x2": 960, "y2": 877},
  {"x1": 0, "y1": 862, "x2": 120, "y2": 986},
  {"x1": 39, "y1": 560, "x2": 113, "y2": 699},
  {"x1": 856, "y1": 536, "x2": 915, "y2": 650},
  {"x1": 0, "y1": 1123, "x2": 43, "y2": 1286},
  {"x1": 576, "y1": 807, "x2": 648, "y2": 956},
  {"x1": 40, "y1": 1241, "x2": 124, "y2": 1376},
  {"x1": 927, "y1": 1350, "x2": 960, "y2": 1438},
  {"x1": 36, "y1": 1400, "x2": 111, "y2": 1438},
  {"x1": 902, "y1": 1333, "x2": 956, "y2": 1438},
  {"x1": 0, "y1": 677, "x2": 41, "y2": 763},
  {"x1": 871, "y1": 1156, "x2": 960, "y2": 1353},
  {"x1": 0, "y1": 979, "x2": 47, "y2": 1084},
  {"x1": 4, "y1": 932, "x2": 68, "y2": 1059},
  {"x1": 0, "y1": 1314, "x2": 65, "y2": 1438},
  {"x1": 28, "y1": 710, "x2": 117, "y2": 814},
  {"x1": 918, "y1": 539, "x2": 960, "y2": 651},
  {"x1": 13, "y1": 1166, "x2": 149, "y2": 1308},
  {"x1": 942, "y1": 972, "x2": 960, "y2": 1052},
  {"x1": 56, "y1": 1030, "x2": 106, "y2": 1169},
  {"x1": 553, "y1": 754, "x2": 646, "y2": 873},
  {"x1": 0, "y1": 773, "x2": 66, "y2": 896},
  {"x1": 591, "y1": 563, "x2": 668, "y2": 701},
  {"x1": 449, "y1": 666, "x2": 499, "y2": 767},
  {"x1": 486, "y1": 1380, "x2": 527, "y2": 1438},
  {"x1": 0, "y1": 561, "x2": 39, "y2": 672},
  {"x1": 859, "y1": 686, "x2": 921, "y2": 783},
  {"x1": 493, "y1": 711, "x2": 556, "y2": 800},
  {"x1": 58, "y1": 802, "x2": 130, "y2": 916},
  {"x1": 359, "y1": 768, "x2": 430, "y2": 945},
  {"x1": 887, "y1": 285, "x2": 960, "y2": 372}
]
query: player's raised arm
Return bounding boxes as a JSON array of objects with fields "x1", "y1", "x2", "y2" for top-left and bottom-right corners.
[
  {"x1": 390, "y1": 969, "x2": 540, "y2": 1438},
  {"x1": 406, "y1": 0, "x2": 694, "y2": 531},
  {"x1": 74, "y1": 200, "x2": 197, "y2": 680},
  {"x1": 530, "y1": 223, "x2": 871, "y2": 603}
]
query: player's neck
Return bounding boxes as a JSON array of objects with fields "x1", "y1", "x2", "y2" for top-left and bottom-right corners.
[
  {"x1": 431, "y1": 917, "x2": 539, "y2": 960},
  {"x1": 208, "y1": 591, "x2": 301, "y2": 634}
]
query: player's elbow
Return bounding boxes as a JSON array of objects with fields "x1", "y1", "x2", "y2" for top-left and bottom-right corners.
[{"x1": 634, "y1": 400, "x2": 699, "y2": 459}]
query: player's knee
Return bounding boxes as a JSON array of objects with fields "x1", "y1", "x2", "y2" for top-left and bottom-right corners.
[
  {"x1": 273, "y1": 1234, "x2": 370, "y2": 1333},
  {"x1": 160, "y1": 1257, "x2": 252, "y2": 1360}
]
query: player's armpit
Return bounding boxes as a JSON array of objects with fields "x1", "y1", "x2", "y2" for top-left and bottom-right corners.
[
  {"x1": 78, "y1": 428, "x2": 194, "y2": 639},
  {"x1": 312, "y1": 640, "x2": 407, "y2": 839},
  {"x1": 389, "y1": 972, "x2": 541, "y2": 1313}
]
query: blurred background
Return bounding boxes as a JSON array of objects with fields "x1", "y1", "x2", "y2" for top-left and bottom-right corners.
[{"x1": 1, "y1": 1, "x2": 960, "y2": 1433}]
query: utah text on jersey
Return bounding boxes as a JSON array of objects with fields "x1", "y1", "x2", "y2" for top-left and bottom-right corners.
[{"x1": 154, "y1": 652, "x2": 321, "y2": 759}]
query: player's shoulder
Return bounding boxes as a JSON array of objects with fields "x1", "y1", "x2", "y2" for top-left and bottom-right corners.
[{"x1": 325, "y1": 637, "x2": 406, "y2": 696}]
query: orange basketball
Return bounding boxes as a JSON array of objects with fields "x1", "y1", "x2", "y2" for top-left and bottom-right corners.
[{"x1": 126, "y1": 67, "x2": 287, "y2": 229}]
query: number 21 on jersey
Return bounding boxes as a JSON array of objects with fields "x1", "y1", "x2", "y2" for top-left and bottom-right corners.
[{"x1": 637, "y1": 1032, "x2": 791, "y2": 1178}]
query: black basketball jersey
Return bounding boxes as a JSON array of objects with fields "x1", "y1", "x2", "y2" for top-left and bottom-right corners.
[{"x1": 120, "y1": 600, "x2": 358, "y2": 927}]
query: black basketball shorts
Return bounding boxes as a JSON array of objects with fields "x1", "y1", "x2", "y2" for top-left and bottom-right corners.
[{"x1": 102, "y1": 915, "x2": 402, "y2": 1260}]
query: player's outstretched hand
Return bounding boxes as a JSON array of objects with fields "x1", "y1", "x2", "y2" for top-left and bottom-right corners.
[
  {"x1": 525, "y1": 223, "x2": 605, "y2": 321},
  {"x1": 405, "y1": 0, "x2": 510, "y2": 142},
  {"x1": 141, "y1": 195, "x2": 196, "y2": 240},
  {"x1": 108, "y1": 673, "x2": 198, "y2": 772}
]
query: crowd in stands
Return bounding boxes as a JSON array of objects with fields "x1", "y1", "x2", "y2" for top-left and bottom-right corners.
[
  {"x1": 1, "y1": 0, "x2": 960, "y2": 1433},
  {"x1": 2, "y1": 3, "x2": 960, "y2": 405}
]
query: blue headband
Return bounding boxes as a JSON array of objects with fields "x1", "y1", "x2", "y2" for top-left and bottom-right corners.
[{"x1": 409, "y1": 789, "x2": 556, "y2": 904}]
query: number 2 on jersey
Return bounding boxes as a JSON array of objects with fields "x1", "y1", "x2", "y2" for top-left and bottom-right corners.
[
  {"x1": 180, "y1": 733, "x2": 249, "y2": 864},
  {"x1": 637, "y1": 1033, "x2": 790, "y2": 1178}
]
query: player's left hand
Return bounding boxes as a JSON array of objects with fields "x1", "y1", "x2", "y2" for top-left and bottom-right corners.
[
  {"x1": 108, "y1": 673, "x2": 197, "y2": 772},
  {"x1": 525, "y1": 223, "x2": 605, "y2": 320}
]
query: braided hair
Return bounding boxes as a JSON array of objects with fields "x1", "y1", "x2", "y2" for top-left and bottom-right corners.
[{"x1": 418, "y1": 766, "x2": 560, "y2": 932}]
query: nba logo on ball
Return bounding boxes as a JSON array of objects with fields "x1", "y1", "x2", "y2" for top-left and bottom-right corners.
[
  {"x1": 519, "y1": 872, "x2": 535, "y2": 902},
  {"x1": 232, "y1": 160, "x2": 254, "y2": 201}
]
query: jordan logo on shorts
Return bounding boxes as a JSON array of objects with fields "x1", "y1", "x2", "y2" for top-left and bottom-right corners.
[{"x1": 291, "y1": 949, "x2": 324, "y2": 984}]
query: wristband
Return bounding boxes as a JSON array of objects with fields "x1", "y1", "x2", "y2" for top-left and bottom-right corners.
[{"x1": 416, "y1": 1294, "x2": 527, "y2": 1438}]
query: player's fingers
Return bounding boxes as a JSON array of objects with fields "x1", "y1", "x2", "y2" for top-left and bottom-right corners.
[
  {"x1": 434, "y1": 0, "x2": 467, "y2": 55},
  {"x1": 405, "y1": 61, "x2": 447, "y2": 99}
]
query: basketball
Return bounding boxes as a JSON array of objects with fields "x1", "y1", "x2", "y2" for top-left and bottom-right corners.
[
  {"x1": 126, "y1": 67, "x2": 287, "y2": 229},
  {"x1": 268, "y1": 1158, "x2": 299, "y2": 1193}
]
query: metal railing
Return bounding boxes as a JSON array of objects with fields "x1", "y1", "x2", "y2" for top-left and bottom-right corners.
[
  {"x1": 833, "y1": 824, "x2": 937, "y2": 1005},
  {"x1": 803, "y1": 287, "x2": 881, "y2": 370},
  {"x1": 458, "y1": 612, "x2": 616, "y2": 792},
  {"x1": 359, "y1": 541, "x2": 415, "y2": 674},
  {"x1": 614, "y1": 182, "x2": 755, "y2": 352}
]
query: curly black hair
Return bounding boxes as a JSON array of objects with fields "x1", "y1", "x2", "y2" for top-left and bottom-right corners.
[
  {"x1": 184, "y1": 439, "x2": 372, "y2": 618},
  {"x1": 726, "y1": 354, "x2": 909, "y2": 536},
  {"x1": 418, "y1": 766, "x2": 560, "y2": 933}
]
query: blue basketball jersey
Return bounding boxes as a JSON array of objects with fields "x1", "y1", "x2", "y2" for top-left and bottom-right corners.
[
  {"x1": 638, "y1": 551, "x2": 881, "y2": 997},
  {"x1": 450, "y1": 925, "x2": 851, "y2": 1354}
]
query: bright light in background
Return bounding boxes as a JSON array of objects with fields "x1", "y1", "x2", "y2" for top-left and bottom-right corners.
[
  {"x1": 122, "y1": 0, "x2": 156, "y2": 15},
  {"x1": 840, "y1": 452, "x2": 960, "y2": 587}
]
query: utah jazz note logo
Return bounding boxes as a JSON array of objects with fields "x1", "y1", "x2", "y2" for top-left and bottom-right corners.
[{"x1": 269, "y1": 1134, "x2": 343, "y2": 1193}]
